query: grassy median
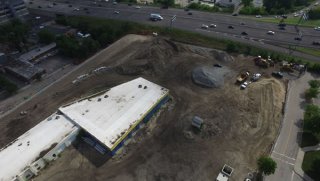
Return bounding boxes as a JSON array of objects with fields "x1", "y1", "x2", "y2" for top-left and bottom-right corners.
[{"x1": 302, "y1": 150, "x2": 320, "y2": 180}]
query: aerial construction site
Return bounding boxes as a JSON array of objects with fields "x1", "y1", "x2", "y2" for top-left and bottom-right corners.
[{"x1": 0, "y1": 34, "x2": 286, "y2": 181}]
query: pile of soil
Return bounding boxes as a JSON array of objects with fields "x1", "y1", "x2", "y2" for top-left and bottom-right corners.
[{"x1": 192, "y1": 66, "x2": 230, "y2": 88}]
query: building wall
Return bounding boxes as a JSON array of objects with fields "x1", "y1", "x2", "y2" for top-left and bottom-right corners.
[
  {"x1": 13, "y1": 128, "x2": 80, "y2": 181},
  {"x1": 110, "y1": 95, "x2": 170, "y2": 155}
]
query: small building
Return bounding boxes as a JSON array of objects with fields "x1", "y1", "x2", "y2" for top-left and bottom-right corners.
[
  {"x1": 18, "y1": 43, "x2": 56, "y2": 64},
  {"x1": 0, "y1": 112, "x2": 79, "y2": 181},
  {"x1": 216, "y1": 0, "x2": 240, "y2": 7},
  {"x1": 5, "y1": 59, "x2": 45, "y2": 83},
  {"x1": 59, "y1": 77, "x2": 170, "y2": 155},
  {"x1": 0, "y1": 0, "x2": 29, "y2": 24}
]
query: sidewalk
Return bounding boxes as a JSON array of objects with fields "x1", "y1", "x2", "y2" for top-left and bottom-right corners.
[{"x1": 294, "y1": 144, "x2": 320, "y2": 181}]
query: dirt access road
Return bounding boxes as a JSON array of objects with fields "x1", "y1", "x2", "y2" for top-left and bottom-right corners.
[{"x1": 0, "y1": 34, "x2": 286, "y2": 181}]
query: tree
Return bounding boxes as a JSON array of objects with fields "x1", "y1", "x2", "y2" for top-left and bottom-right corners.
[
  {"x1": 257, "y1": 156, "x2": 277, "y2": 176},
  {"x1": 304, "y1": 104, "x2": 320, "y2": 133},
  {"x1": 305, "y1": 88, "x2": 319, "y2": 100},
  {"x1": 226, "y1": 41, "x2": 238, "y2": 53},
  {"x1": 310, "y1": 158, "x2": 320, "y2": 180},
  {"x1": 241, "y1": 0, "x2": 253, "y2": 7},
  {"x1": 309, "y1": 80, "x2": 320, "y2": 89},
  {"x1": 38, "y1": 29, "x2": 55, "y2": 44},
  {"x1": 309, "y1": 7, "x2": 320, "y2": 20}
]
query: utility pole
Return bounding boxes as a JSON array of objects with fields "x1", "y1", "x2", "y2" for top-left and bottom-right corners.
[{"x1": 170, "y1": 15, "x2": 176, "y2": 28}]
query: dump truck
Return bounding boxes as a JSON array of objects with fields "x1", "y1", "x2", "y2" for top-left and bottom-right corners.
[{"x1": 236, "y1": 71, "x2": 250, "y2": 83}]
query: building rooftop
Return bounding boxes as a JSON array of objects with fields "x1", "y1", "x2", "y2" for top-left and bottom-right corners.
[
  {"x1": 59, "y1": 77, "x2": 169, "y2": 150},
  {"x1": 0, "y1": 113, "x2": 78, "y2": 181},
  {"x1": 18, "y1": 43, "x2": 56, "y2": 63}
]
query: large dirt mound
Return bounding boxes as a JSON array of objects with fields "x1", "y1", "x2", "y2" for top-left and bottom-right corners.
[{"x1": 192, "y1": 66, "x2": 230, "y2": 88}]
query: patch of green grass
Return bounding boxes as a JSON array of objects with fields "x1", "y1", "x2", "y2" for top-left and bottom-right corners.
[
  {"x1": 301, "y1": 132, "x2": 320, "y2": 147},
  {"x1": 295, "y1": 47, "x2": 320, "y2": 57},
  {"x1": 302, "y1": 151, "x2": 320, "y2": 180}
]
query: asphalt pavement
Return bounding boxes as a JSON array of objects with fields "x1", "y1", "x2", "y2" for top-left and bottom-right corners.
[{"x1": 266, "y1": 72, "x2": 315, "y2": 181}]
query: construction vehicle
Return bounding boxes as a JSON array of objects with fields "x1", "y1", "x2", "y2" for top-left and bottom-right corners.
[
  {"x1": 280, "y1": 62, "x2": 294, "y2": 73},
  {"x1": 236, "y1": 71, "x2": 250, "y2": 83},
  {"x1": 254, "y1": 56, "x2": 274, "y2": 68}
]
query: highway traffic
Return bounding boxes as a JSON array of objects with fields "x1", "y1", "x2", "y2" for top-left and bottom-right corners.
[{"x1": 27, "y1": 0, "x2": 320, "y2": 61}]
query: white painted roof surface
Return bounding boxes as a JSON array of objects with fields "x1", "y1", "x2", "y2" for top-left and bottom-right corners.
[
  {"x1": 0, "y1": 113, "x2": 77, "y2": 181},
  {"x1": 216, "y1": 173, "x2": 229, "y2": 181},
  {"x1": 59, "y1": 77, "x2": 169, "y2": 150}
]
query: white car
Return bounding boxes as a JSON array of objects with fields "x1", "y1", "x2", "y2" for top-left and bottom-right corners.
[
  {"x1": 267, "y1": 31, "x2": 275, "y2": 35},
  {"x1": 256, "y1": 15, "x2": 262, "y2": 18},
  {"x1": 114, "y1": 10, "x2": 120, "y2": 14},
  {"x1": 209, "y1": 24, "x2": 217, "y2": 28},
  {"x1": 315, "y1": 27, "x2": 320, "y2": 31},
  {"x1": 201, "y1": 24, "x2": 209, "y2": 29},
  {"x1": 135, "y1": 6, "x2": 141, "y2": 9},
  {"x1": 293, "y1": 13, "x2": 299, "y2": 17},
  {"x1": 240, "y1": 82, "x2": 249, "y2": 89},
  {"x1": 315, "y1": 2, "x2": 319, "y2": 6},
  {"x1": 73, "y1": 8, "x2": 80, "y2": 11}
]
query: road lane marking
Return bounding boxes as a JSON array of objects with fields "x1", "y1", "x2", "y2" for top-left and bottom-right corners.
[
  {"x1": 291, "y1": 171, "x2": 294, "y2": 181},
  {"x1": 271, "y1": 155, "x2": 295, "y2": 166},
  {"x1": 273, "y1": 151, "x2": 296, "y2": 160}
]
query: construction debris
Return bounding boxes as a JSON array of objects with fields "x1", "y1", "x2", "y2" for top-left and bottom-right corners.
[{"x1": 254, "y1": 56, "x2": 274, "y2": 68}]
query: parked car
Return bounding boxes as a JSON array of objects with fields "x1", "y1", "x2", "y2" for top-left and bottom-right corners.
[
  {"x1": 294, "y1": 37, "x2": 302, "y2": 41},
  {"x1": 272, "y1": 71, "x2": 283, "y2": 78},
  {"x1": 210, "y1": 24, "x2": 217, "y2": 28},
  {"x1": 240, "y1": 82, "x2": 249, "y2": 89},
  {"x1": 315, "y1": 26, "x2": 320, "y2": 31},
  {"x1": 267, "y1": 31, "x2": 275, "y2": 35},
  {"x1": 201, "y1": 24, "x2": 209, "y2": 29},
  {"x1": 241, "y1": 31, "x2": 248, "y2": 36},
  {"x1": 313, "y1": 41, "x2": 320, "y2": 45},
  {"x1": 256, "y1": 15, "x2": 262, "y2": 18}
]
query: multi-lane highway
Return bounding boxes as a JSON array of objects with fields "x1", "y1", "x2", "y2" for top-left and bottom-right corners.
[{"x1": 27, "y1": 0, "x2": 320, "y2": 61}]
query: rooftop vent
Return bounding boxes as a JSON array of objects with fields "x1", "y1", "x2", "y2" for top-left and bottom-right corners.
[
  {"x1": 144, "y1": 86, "x2": 148, "y2": 89},
  {"x1": 97, "y1": 98, "x2": 101, "y2": 102},
  {"x1": 104, "y1": 95, "x2": 108, "y2": 98},
  {"x1": 138, "y1": 85, "x2": 142, "y2": 88}
]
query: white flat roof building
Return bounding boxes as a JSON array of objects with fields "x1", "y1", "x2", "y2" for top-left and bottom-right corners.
[
  {"x1": 59, "y1": 77, "x2": 169, "y2": 151},
  {"x1": 0, "y1": 113, "x2": 78, "y2": 181}
]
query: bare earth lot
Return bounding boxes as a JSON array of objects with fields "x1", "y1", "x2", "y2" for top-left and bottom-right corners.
[{"x1": 0, "y1": 35, "x2": 286, "y2": 181}]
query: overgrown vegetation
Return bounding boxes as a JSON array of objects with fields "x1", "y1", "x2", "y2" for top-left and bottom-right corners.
[
  {"x1": 0, "y1": 75, "x2": 18, "y2": 94},
  {"x1": 263, "y1": 0, "x2": 312, "y2": 14},
  {"x1": 257, "y1": 156, "x2": 277, "y2": 176},
  {"x1": 0, "y1": 19, "x2": 30, "y2": 51},
  {"x1": 302, "y1": 151, "x2": 320, "y2": 181},
  {"x1": 38, "y1": 29, "x2": 55, "y2": 44},
  {"x1": 188, "y1": 3, "x2": 219, "y2": 12},
  {"x1": 239, "y1": 6, "x2": 267, "y2": 15},
  {"x1": 309, "y1": 7, "x2": 320, "y2": 20},
  {"x1": 301, "y1": 80, "x2": 320, "y2": 148}
]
